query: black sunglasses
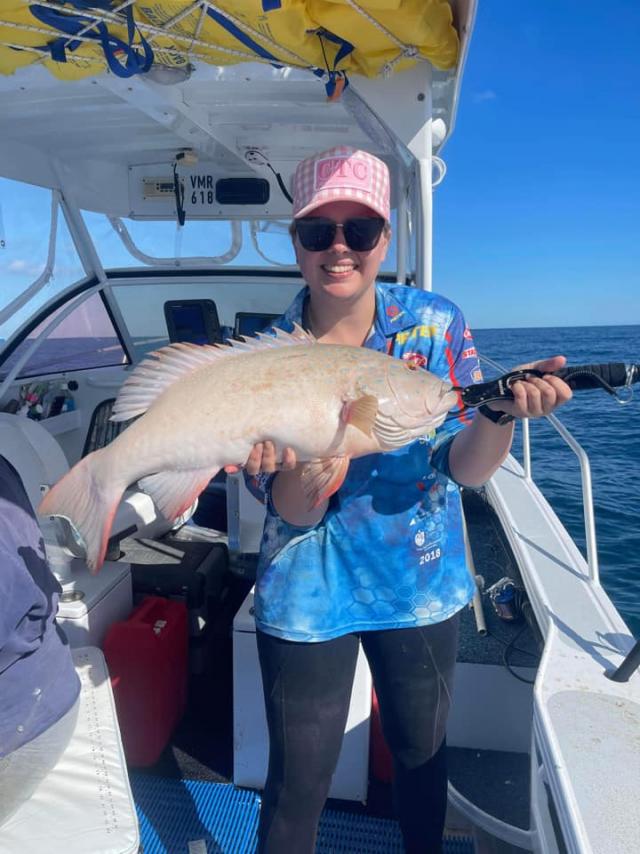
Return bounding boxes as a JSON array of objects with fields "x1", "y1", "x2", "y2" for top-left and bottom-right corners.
[{"x1": 294, "y1": 216, "x2": 386, "y2": 252}]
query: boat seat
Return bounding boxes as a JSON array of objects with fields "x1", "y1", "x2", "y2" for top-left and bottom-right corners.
[
  {"x1": 0, "y1": 646, "x2": 140, "y2": 854},
  {"x1": 0, "y1": 412, "x2": 175, "y2": 555}
]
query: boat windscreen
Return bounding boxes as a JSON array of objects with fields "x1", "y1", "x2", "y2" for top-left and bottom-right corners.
[
  {"x1": 0, "y1": 178, "x2": 85, "y2": 343},
  {"x1": 110, "y1": 280, "x2": 302, "y2": 363},
  {"x1": 85, "y1": 215, "x2": 399, "y2": 275}
]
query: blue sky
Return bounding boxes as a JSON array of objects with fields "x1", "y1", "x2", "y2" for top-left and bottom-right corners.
[{"x1": 434, "y1": 0, "x2": 640, "y2": 328}]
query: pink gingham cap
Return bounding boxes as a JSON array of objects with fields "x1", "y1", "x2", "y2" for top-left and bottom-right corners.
[{"x1": 292, "y1": 146, "x2": 390, "y2": 221}]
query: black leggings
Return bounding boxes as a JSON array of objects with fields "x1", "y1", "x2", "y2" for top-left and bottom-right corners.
[{"x1": 256, "y1": 613, "x2": 460, "y2": 854}]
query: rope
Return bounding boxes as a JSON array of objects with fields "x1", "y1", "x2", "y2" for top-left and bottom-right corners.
[
  {"x1": 0, "y1": 18, "x2": 101, "y2": 46},
  {"x1": 25, "y1": 3, "x2": 153, "y2": 78},
  {"x1": 344, "y1": 0, "x2": 406, "y2": 49},
  {"x1": 342, "y1": 0, "x2": 425, "y2": 77},
  {"x1": 4, "y1": 0, "x2": 428, "y2": 82},
  {"x1": 5, "y1": 2, "x2": 285, "y2": 66},
  {"x1": 35, "y1": 0, "x2": 136, "y2": 64},
  {"x1": 41, "y1": 0, "x2": 124, "y2": 27},
  {"x1": 0, "y1": 36, "x2": 277, "y2": 72},
  {"x1": 205, "y1": 2, "x2": 313, "y2": 69},
  {"x1": 14, "y1": 0, "x2": 282, "y2": 68},
  {"x1": 39, "y1": 0, "x2": 313, "y2": 69},
  {"x1": 144, "y1": 0, "x2": 202, "y2": 46},
  {"x1": 191, "y1": 2, "x2": 208, "y2": 51},
  {"x1": 381, "y1": 45, "x2": 420, "y2": 78},
  {"x1": 0, "y1": 39, "x2": 106, "y2": 66}
]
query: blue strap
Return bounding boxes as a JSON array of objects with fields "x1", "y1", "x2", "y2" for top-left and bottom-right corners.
[
  {"x1": 62, "y1": 0, "x2": 114, "y2": 9},
  {"x1": 29, "y1": 3, "x2": 154, "y2": 78},
  {"x1": 316, "y1": 27, "x2": 354, "y2": 69},
  {"x1": 206, "y1": 7, "x2": 283, "y2": 67},
  {"x1": 261, "y1": 0, "x2": 282, "y2": 10},
  {"x1": 314, "y1": 29, "x2": 353, "y2": 99}
]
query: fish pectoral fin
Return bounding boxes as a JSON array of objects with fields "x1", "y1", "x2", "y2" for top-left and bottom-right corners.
[
  {"x1": 301, "y1": 456, "x2": 350, "y2": 509},
  {"x1": 340, "y1": 394, "x2": 378, "y2": 436},
  {"x1": 138, "y1": 466, "x2": 219, "y2": 522}
]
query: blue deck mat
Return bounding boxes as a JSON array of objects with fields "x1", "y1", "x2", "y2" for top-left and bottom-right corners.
[{"x1": 130, "y1": 774, "x2": 474, "y2": 853}]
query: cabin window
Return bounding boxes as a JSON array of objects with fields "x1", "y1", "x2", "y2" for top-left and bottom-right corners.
[
  {"x1": 83, "y1": 212, "x2": 238, "y2": 268},
  {"x1": 0, "y1": 179, "x2": 86, "y2": 343},
  {"x1": 82, "y1": 215, "x2": 398, "y2": 274},
  {"x1": 0, "y1": 179, "x2": 52, "y2": 332},
  {"x1": 111, "y1": 280, "x2": 302, "y2": 362},
  {"x1": 0, "y1": 293, "x2": 127, "y2": 380}
]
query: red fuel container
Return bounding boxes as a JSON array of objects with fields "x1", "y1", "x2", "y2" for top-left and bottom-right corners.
[
  {"x1": 369, "y1": 688, "x2": 394, "y2": 783},
  {"x1": 103, "y1": 595, "x2": 188, "y2": 766}
]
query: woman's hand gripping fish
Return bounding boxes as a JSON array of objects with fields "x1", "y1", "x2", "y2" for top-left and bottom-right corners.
[{"x1": 38, "y1": 325, "x2": 458, "y2": 573}]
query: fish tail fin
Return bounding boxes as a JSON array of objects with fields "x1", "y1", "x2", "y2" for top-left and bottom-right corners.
[{"x1": 38, "y1": 449, "x2": 124, "y2": 574}]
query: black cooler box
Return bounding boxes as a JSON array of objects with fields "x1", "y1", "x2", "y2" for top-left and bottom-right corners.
[{"x1": 119, "y1": 526, "x2": 230, "y2": 673}]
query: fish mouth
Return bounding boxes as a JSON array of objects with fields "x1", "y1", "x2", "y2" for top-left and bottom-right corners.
[{"x1": 438, "y1": 386, "x2": 460, "y2": 414}]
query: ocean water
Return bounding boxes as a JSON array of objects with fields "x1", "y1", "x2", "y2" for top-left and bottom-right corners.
[
  {"x1": 1, "y1": 325, "x2": 638, "y2": 636},
  {"x1": 473, "y1": 325, "x2": 640, "y2": 636}
]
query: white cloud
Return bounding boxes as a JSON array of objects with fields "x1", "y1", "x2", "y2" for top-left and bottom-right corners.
[
  {"x1": 473, "y1": 89, "x2": 497, "y2": 103},
  {"x1": 6, "y1": 258, "x2": 43, "y2": 276}
]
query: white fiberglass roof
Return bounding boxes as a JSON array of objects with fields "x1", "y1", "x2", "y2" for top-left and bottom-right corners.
[{"x1": 0, "y1": 1, "x2": 475, "y2": 217}]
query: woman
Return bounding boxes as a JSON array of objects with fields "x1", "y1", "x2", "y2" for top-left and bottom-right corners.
[{"x1": 230, "y1": 146, "x2": 571, "y2": 853}]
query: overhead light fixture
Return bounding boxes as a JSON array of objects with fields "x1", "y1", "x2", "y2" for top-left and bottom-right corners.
[{"x1": 145, "y1": 63, "x2": 193, "y2": 86}]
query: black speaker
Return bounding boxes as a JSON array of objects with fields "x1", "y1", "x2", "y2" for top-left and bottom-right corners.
[{"x1": 215, "y1": 178, "x2": 270, "y2": 205}]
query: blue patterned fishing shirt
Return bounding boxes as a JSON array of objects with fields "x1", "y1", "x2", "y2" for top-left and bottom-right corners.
[{"x1": 247, "y1": 282, "x2": 484, "y2": 642}]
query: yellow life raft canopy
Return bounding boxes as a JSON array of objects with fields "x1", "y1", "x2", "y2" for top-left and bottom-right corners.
[{"x1": 0, "y1": 1, "x2": 459, "y2": 97}]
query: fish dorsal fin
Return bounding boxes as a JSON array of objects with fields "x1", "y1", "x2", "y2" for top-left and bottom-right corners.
[{"x1": 111, "y1": 323, "x2": 315, "y2": 423}]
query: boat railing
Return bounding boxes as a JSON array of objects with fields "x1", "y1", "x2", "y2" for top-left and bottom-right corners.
[{"x1": 480, "y1": 355, "x2": 599, "y2": 584}]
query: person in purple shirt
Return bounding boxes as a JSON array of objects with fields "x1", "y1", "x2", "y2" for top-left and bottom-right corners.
[
  {"x1": 227, "y1": 146, "x2": 573, "y2": 853},
  {"x1": 0, "y1": 456, "x2": 80, "y2": 825}
]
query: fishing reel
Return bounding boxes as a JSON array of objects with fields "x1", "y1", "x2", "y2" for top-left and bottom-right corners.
[
  {"x1": 485, "y1": 576, "x2": 528, "y2": 623},
  {"x1": 455, "y1": 362, "x2": 640, "y2": 410}
]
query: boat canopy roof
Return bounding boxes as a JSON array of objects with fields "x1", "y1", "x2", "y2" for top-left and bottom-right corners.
[
  {"x1": 1, "y1": 0, "x2": 461, "y2": 83},
  {"x1": 0, "y1": 1, "x2": 475, "y2": 218}
]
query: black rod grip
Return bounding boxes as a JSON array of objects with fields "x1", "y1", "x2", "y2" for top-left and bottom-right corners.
[
  {"x1": 606, "y1": 639, "x2": 640, "y2": 683},
  {"x1": 553, "y1": 363, "x2": 631, "y2": 390}
]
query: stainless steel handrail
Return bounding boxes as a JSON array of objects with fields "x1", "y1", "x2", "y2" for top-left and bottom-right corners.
[
  {"x1": 543, "y1": 412, "x2": 599, "y2": 584},
  {"x1": 480, "y1": 355, "x2": 599, "y2": 584}
]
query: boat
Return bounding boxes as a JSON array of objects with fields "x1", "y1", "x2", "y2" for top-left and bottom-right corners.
[{"x1": 0, "y1": 2, "x2": 638, "y2": 852}]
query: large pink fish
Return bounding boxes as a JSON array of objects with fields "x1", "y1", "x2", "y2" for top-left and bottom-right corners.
[{"x1": 39, "y1": 325, "x2": 458, "y2": 572}]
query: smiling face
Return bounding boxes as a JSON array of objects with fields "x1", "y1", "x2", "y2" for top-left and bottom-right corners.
[{"x1": 293, "y1": 200, "x2": 390, "y2": 305}]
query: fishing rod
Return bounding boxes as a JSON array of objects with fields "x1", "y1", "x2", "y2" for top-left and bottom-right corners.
[{"x1": 454, "y1": 362, "x2": 640, "y2": 409}]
